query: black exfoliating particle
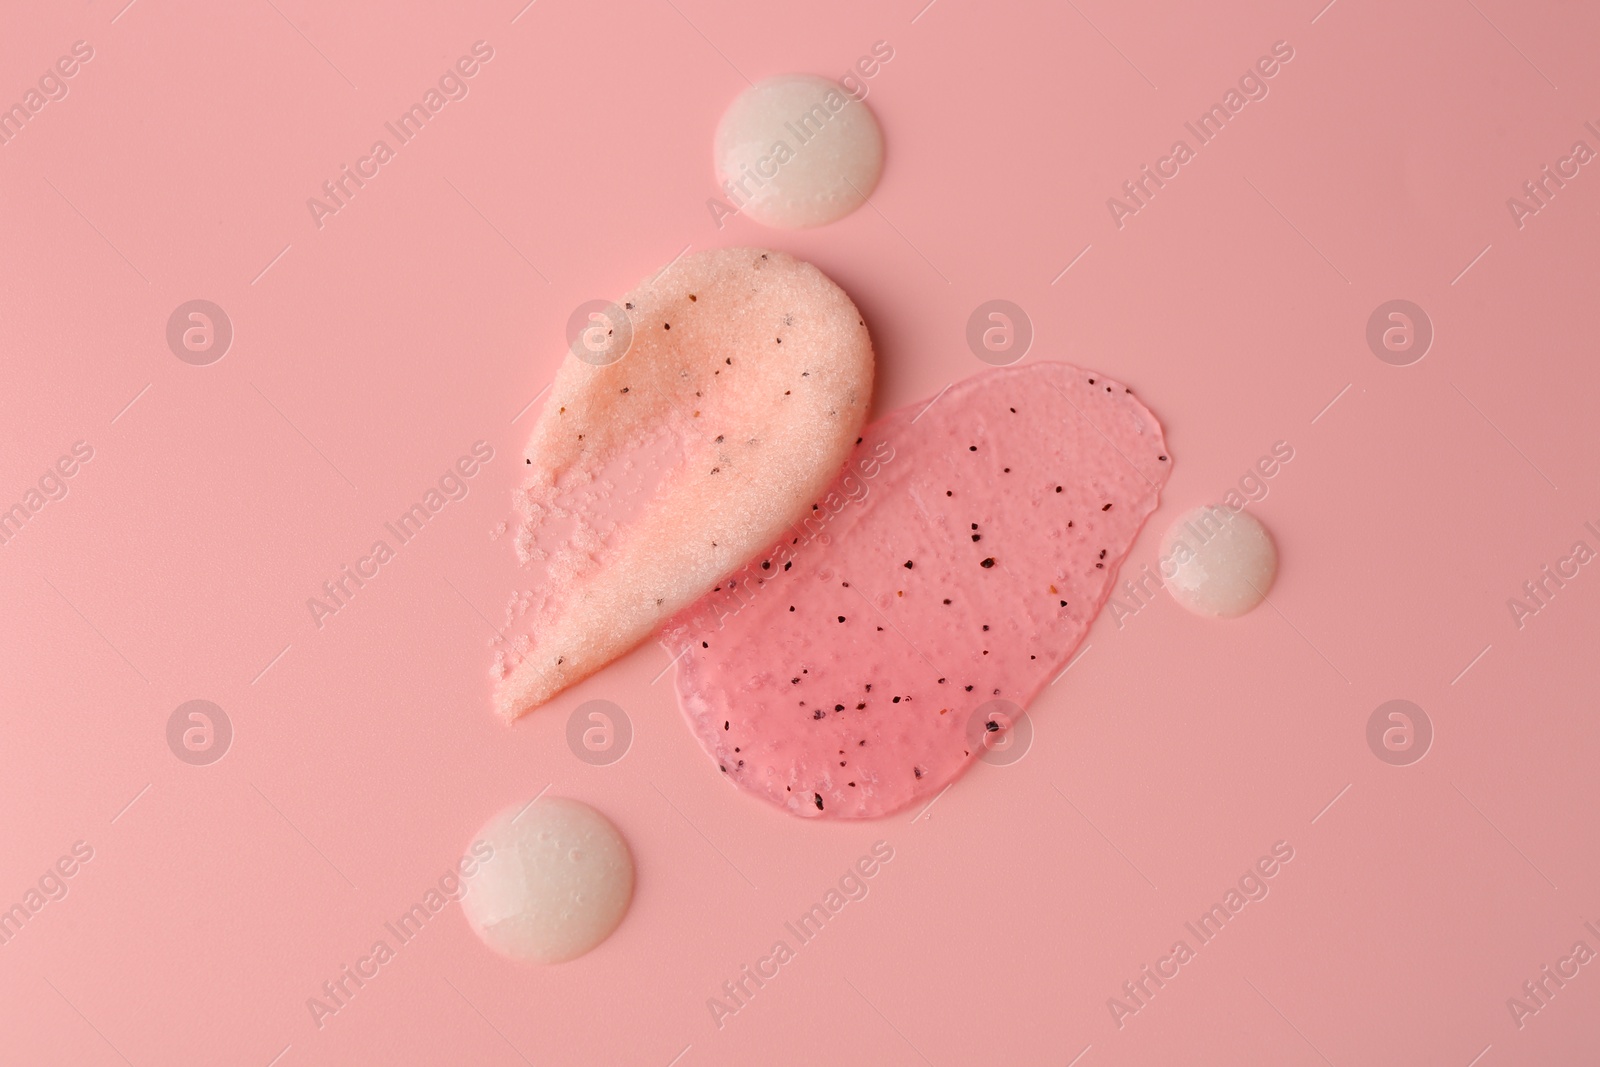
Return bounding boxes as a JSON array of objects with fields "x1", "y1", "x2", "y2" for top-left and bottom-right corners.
[
  {"x1": 814, "y1": 793, "x2": 824, "y2": 810},
  {"x1": 980, "y1": 557, "x2": 995, "y2": 568}
]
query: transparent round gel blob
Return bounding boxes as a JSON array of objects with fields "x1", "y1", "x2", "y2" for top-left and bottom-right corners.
[
  {"x1": 713, "y1": 74, "x2": 884, "y2": 228},
  {"x1": 462, "y1": 796, "x2": 634, "y2": 963},
  {"x1": 1160, "y1": 507, "x2": 1278, "y2": 618}
]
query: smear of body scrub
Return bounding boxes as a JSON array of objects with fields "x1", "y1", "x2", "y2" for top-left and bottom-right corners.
[
  {"x1": 663, "y1": 363, "x2": 1170, "y2": 819},
  {"x1": 493, "y1": 248, "x2": 874, "y2": 720}
]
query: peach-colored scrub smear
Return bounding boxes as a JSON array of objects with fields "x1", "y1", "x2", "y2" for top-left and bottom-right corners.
[{"x1": 494, "y1": 248, "x2": 874, "y2": 720}]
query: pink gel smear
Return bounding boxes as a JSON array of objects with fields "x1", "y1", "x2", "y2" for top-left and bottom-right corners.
[{"x1": 662, "y1": 363, "x2": 1170, "y2": 819}]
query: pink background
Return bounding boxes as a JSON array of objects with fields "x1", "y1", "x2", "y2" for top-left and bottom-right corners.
[{"x1": 3, "y1": 0, "x2": 1598, "y2": 1063}]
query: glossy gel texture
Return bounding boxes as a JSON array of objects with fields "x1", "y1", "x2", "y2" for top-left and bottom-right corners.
[{"x1": 664, "y1": 364, "x2": 1170, "y2": 818}]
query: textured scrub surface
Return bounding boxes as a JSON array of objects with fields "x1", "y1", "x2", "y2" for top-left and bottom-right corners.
[
  {"x1": 494, "y1": 248, "x2": 874, "y2": 719},
  {"x1": 664, "y1": 363, "x2": 1170, "y2": 819}
]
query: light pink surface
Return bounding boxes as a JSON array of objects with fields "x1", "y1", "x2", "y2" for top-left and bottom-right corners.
[
  {"x1": 666, "y1": 363, "x2": 1168, "y2": 819},
  {"x1": 2, "y1": 1, "x2": 1598, "y2": 1064}
]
